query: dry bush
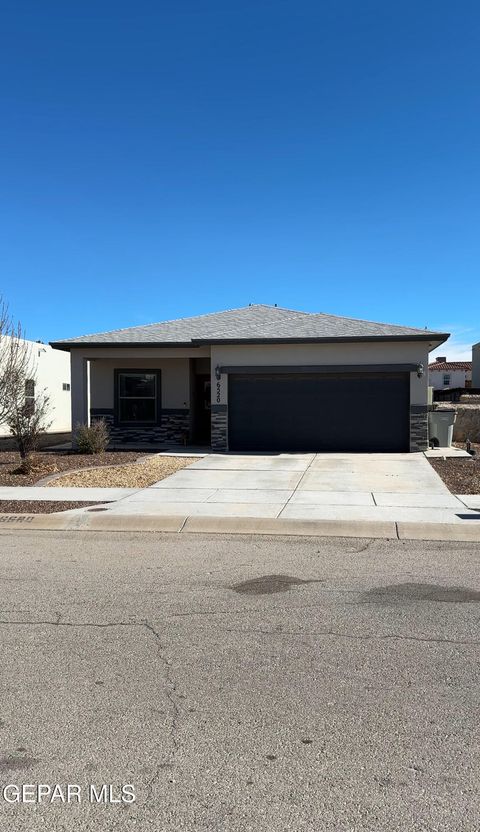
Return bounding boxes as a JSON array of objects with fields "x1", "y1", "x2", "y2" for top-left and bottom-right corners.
[{"x1": 74, "y1": 420, "x2": 110, "y2": 454}]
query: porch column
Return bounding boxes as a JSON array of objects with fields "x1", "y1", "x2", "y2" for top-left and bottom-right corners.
[
  {"x1": 211, "y1": 365, "x2": 228, "y2": 451},
  {"x1": 70, "y1": 352, "x2": 89, "y2": 444}
]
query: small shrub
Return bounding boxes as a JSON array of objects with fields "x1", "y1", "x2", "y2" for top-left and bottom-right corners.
[
  {"x1": 75, "y1": 420, "x2": 110, "y2": 454},
  {"x1": 15, "y1": 457, "x2": 34, "y2": 475}
]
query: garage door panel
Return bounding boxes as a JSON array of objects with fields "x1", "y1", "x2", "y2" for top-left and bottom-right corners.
[{"x1": 228, "y1": 373, "x2": 410, "y2": 452}]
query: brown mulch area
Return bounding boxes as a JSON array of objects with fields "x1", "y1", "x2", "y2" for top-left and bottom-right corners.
[
  {"x1": 429, "y1": 443, "x2": 480, "y2": 494},
  {"x1": 0, "y1": 501, "x2": 111, "y2": 514},
  {"x1": 0, "y1": 451, "x2": 148, "y2": 487}
]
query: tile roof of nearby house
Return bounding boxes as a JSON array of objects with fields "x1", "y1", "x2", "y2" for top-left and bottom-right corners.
[
  {"x1": 428, "y1": 361, "x2": 472, "y2": 371},
  {"x1": 51, "y1": 304, "x2": 449, "y2": 348}
]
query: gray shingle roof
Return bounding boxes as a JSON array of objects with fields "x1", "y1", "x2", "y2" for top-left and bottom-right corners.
[{"x1": 51, "y1": 305, "x2": 448, "y2": 347}]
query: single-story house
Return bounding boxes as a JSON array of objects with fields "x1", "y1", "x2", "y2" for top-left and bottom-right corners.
[
  {"x1": 51, "y1": 305, "x2": 449, "y2": 453},
  {"x1": 428, "y1": 357, "x2": 472, "y2": 390}
]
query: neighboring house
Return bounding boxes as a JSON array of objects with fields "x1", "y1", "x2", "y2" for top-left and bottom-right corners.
[
  {"x1": 473, "y1": 342, "x2": 480, "y2": 387},
  {"x1": 51, "y1": 305, "x2": 448, "y2": 453},
  {"x1": 0, "y1": 338, "x2": 71, "y2": 439},
  {"x1": 428, "y1": 357, "x2": 472, "y2": 390}
]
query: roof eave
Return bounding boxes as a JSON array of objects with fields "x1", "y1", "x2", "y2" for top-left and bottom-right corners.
[
  {"x1": 191, "y1": 333, "x2": 450, "y2": 346},
  {"x1": 51, "y1": 332, "x2": 450, "y2": 350},
  {"x1": 50, "y1": 340, "x2": 198, "y2": 351}
]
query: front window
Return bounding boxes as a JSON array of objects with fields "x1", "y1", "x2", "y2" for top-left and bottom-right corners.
[
  {"x1": 25, "y1": 379, "x2": 35, "y2": 415},
  {"x1": 443, "y1": 374, "x2": 451, "y2": 386},
  {"x1": 118, "y1": 372, "x2": 157, "y2": 423}
]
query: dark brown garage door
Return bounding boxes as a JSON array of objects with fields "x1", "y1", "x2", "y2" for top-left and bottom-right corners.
[{"x1": 228, "y1": 372, "x2": 410, "y2": 452}]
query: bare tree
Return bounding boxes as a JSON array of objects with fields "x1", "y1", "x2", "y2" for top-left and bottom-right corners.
[
  {"x1": 0, "y1": 299, "x2": 30, "y2": 421},
  {"x1": 7, "y1": 386, "x2": 52, "y2": 472},
  {"x1": 0, "y1": 295, "x2": 52, "y2": 471}
]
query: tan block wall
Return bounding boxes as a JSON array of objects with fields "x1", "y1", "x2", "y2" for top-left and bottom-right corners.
[{"x1": 452, "y1": 406, "x2": 480, "y2": 442}]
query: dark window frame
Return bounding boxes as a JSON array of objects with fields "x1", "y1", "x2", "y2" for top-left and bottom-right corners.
[{"x1": 114, "y1": 369, "x2": 162, "y2": 426}]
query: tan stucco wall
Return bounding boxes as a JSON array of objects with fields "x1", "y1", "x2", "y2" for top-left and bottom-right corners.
[
  {"x1": 69, "y1": 340, "x2": 436, "y2": 424},
  {"x1": 90, "y1": 358, "x2": 191, "y2": 409},
  {"x1": 69, "y1": 347, "x2": 210, "y2": 360},
  {"x1": 210, "y1": 342, "x2": 431, "y2": 406}
]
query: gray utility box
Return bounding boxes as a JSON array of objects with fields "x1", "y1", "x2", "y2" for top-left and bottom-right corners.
[{"x1": 428, "y1": 409, "x2": 457, "y2": 448}]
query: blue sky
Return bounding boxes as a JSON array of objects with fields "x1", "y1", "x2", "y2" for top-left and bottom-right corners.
[{"x1": 0, "y1": 0, "x2": 479, "y2": 358}]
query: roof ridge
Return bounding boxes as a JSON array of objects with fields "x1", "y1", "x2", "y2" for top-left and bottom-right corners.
[
  {"x1": 315, "y1": 310, "x2": 431, "y2": 333},
  {"x1": 246, "y1": 304, "x2": 319, "y2": 316},
  {"x1": 58, "y1": 305, "x2": 261, "y2": 342},
  {"x1": 58, "y1": 304, "x2": 319, "y2": 342}
]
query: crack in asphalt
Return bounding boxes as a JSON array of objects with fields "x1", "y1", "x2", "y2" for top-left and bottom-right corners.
[
  {"x1": 0, "y1": 617, "x2": 475, "y2": 647},
  {"x1": 213, "y1": 627, "x2": 480, "y2": 647},
  {"x1": 0, "y1": 616, "x2": 183, "y2": 801},
  {"x1": 167, "y1": 595, "x2": 380, "y2": 619},
  {"x1": 0, "y1": 619, "x2": 139, "y2": 629},
  {"x1": 141, "y1": 620, "x2": 182, "y2": 801}
]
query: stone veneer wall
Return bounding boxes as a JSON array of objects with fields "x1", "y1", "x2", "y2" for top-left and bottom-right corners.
[
  {"x1": 96, "y1": 402, "x2": 432, "y2": 452},
  {"x1": 90, "y1": 408, "x2": 190, "y2": 445},
  {"x1": 410, "y1": 405, "x2": 428, "y2": 452},
  {"x1": 211, "y1": 405, "x2": 228, "y2": 451}
]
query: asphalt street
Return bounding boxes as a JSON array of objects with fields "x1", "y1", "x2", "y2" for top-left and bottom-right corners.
[{"x1": 0, "y1": 529, "x2": 479, "y2": 831}]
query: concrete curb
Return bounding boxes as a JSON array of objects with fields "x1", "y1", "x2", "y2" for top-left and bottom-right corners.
[
  {"x1": 396, "y1": 522, "x2": 480, "y2": 542},
  {"x1": 0, "y1": 513, "x2": 187, "y2": 533},
  {"x1": 182, "y1": 516, "x2": 397, "y2": 538},
  {"x1": 1, "y1": 511, "x2": 480, "y2": 541}
]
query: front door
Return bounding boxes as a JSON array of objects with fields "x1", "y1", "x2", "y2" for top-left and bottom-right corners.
[{"x1": 193, "y1": 374, "x2": 211, "y2": 444}]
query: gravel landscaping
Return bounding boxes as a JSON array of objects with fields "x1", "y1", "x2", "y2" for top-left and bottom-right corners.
[
  {"x1": 429, "y1": 443, "x2": 480, "y2": 494},
  {"x1": 0, "y1": 501, "x2": 111, "y2": 514},
  {"x1": 46, "y1": 455, "x2": 198, "y2": 488},
  {"x1": 0, "y1": 450, "x2": 148, "y2": 487}
]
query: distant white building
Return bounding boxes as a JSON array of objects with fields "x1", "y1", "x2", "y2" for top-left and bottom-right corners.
[
  {"x1": 428, "y1": 356, "x2": 472, "y2": 390},
  {"x1": 473, "y1": 343, "x2": 480, "y2": 387},
  {"x1": 0, "y1": 338, "x2": 71, "y2": 439}
]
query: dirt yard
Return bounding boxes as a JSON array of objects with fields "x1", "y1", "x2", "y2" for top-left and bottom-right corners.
[
  {"x1": 0, "y1": 450, "x2": 149, "y2": 487},
  {"x1": 0, "y1": 500, "x2": 111, "y2": 514},
  {"x1": 429, "y1": 443, "x2": 480, "y2": 494}
]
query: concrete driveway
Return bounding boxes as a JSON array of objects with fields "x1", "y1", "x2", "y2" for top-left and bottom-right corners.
[{"x1": 105, "y1": 452, "x2": 473, "y2": 524}]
